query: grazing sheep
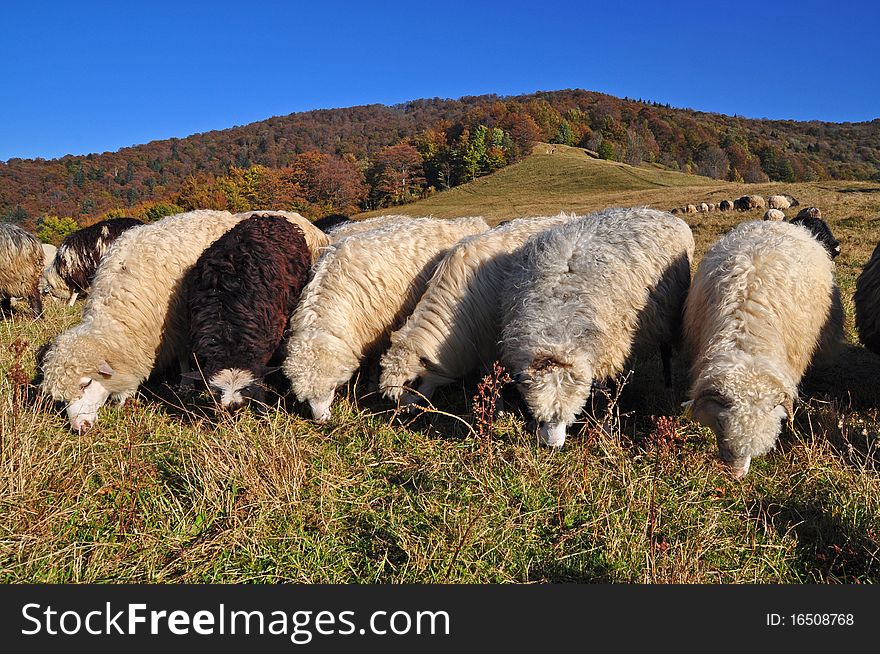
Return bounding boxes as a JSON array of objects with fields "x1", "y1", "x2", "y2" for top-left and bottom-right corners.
[
  {"x1": 782, "y1": 194, "x2": 800, "y2": 207},
  {"x1": 0, "y1": 223, "x2": 44, "y2": 318},
  {"x1": 311, "y1": 214, "x2": 351, "y2": 233},
  {"x1": 854, "y1": 241, "x2": 880, "y2": 355},
  {"x1": 670, "y1": 208, "x2": 681, "y2": 215},
  {"x1": 719, "y1": 200, "x2": 734, "y2": 212},
  {"x1": 39, "y1": 217, "x2": 143, "y2": 305},
  {"x1": 789, "y1": 216, "x2": 840, "y2": 258},
  {"x1": 697, "y1": 203, "x2": 708, "y2": 213},
  {"x1": 183, "y1": 215, "x2": 311, "y2": 411},
  {"x1": 233, "y1": 211, "x2": 328, "y2": 262},
  {"x1": 763, "y1": 209, "x2": 786, "y2": 221},
  {"x1": 734, "y1": 195, "x2": 766, "y2": 211},
  {"x1": 683, "y1": 220, "x2": 844, "y2": 478},
  {"x1": 795, "y1": 206, "x2": 821, "y2": 220},
  {"x1": 767, "y1": 195, "x2": 792, "y2": 210},
  {"x1": 708, "y1": 203, "x2": 717, "y2": 212},
  {"x1": 41, "y1": 243, "x2": 57, "y2": 268},
  {"x1": 685, "y1": 204, "x2": 698, "y2": 215},
  {"x1": 379, "y1": 213, "x2": 575, "y2": 406},
  {"x1": 325, "y1": 214, "x2": 416, "y2": 241},
  {"x1": 283, "y1": 216, "x2": 489, "y2": 422},
  {"x1": 501, "y1": 207, "x2": 695, "y2": 448},
  {"x1": 41, "y1": 210, "x2": 248, "y2": 432}
]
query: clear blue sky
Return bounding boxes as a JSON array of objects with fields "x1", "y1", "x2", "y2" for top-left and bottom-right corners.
[{"x1": 1, "y1": 0, "x2": 876, "y2": 162}]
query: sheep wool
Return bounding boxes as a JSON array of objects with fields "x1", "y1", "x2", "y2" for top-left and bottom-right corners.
[
  {"x1": 184, "y1": 214, "x2": 312, "y2": 410},
  {"x1": 233, "y1": 211, "x2": 328, "y2": 262},
  {"x1": 326, "y1": 214, "x2": 416, "y2": 242},
  {"x1": 763, "y1": 209, "x2": 786, "y2": 221},
  {"x1": 854, "y1": 240, "x2": 880, "y2": 355},
  {"x1": 683, "y1": 220, "x2": 843, "y2": 478},
  {"x1": 39, "y1": 216, "x2": 143, "y2": 304},
  {"x1": 283, "y1": 215, "x2": 489, "y2": 422},
  {"x1": 379, "y1": 213, "x2": 575, "y2": 405},
  {"x1": 0, "y1": 222, "x2": 44, "y2": 317},
  {"x1": 41, "y1": 209, "x2": 245, "y2": 431},
  {"x1": 501, "y1": 207, "x2": 695, "y2": 448}
]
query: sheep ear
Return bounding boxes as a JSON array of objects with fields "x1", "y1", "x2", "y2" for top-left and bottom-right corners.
[{"x1": 97, "y1": 361, "x2": 115, "y2": 377}]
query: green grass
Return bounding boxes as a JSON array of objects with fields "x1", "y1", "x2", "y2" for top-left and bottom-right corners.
[{"x1": 3, "y1": 148, "x2": 880, "y2": 583}]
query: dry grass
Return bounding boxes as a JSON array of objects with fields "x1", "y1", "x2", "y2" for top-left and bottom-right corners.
[{"x1": 2, "y1": 148, "x2": 880, "y2": 583}]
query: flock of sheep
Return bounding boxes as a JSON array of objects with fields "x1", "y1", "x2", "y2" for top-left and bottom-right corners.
[
  {"x1": 1, "y1": 203, "x2": 880, "y2": 478},
  {"x1": 671, "y1": 193, "x2": 830, "y2": 226}
]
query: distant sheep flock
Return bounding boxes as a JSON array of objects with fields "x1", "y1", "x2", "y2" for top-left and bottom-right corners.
[{"x1": 1, "y1": 197, "x2": 877, "y2": 479}]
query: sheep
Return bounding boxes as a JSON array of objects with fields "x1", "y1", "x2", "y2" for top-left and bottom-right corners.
[
  {"x1": 233, "y1": 211, "x2": 328, "y2": 262},
  {"x1": 0, "y1": 223, "x2": 44, "y2": 318},
  {"x1": 40, "y1": 210, "x2": 248, "y2": 432},
  {"x1": 734, "y1": 195, "x2": 766, "y2": 211},
  {"x1": 795, "y1": 206, "x2": 821, "y2": 220},
  {"x1": 789, "y1": 216, "x2": 840, "y2": 258},
  {"x1": 311, "y1": 214, "x2": 351, "y2": 233},
  {"x1": 41, "y1": 243, "x2": 57, "y2": 268},
  {"x1": 39, "y1": 217, "x2": 143, "y2": 305},
  {"x1": 708, "y1": 203, "x2": 717, "y2": 212},
  {"x1": 767, "y1": 195, "x2": 791, "y2": 210},
  {"x1": 379, "y1": 213, "x2": 575, "y2": 407},
  {"x1": 283, "y1": 216, "x2": 489, "y2": 422},
  {"x1": 685, "y1": 204, "x2": 698, "y2": 215},
  {"x1": 698, "y1": 203, "x2": 710, "y2": 213},
  {"x1": 763, "y1": 209, "x2": 786, "y2": 221},
  {"x1": 683, "y1": 220, "x2": 844, "y2": 478},
  {"x1": 854, "y1": 241, "x2": 880, "y2": 355},
  {"x1": 782, "y1": 194, "x2": 800, "y2": 207},
  {"x1": 501, "y1": 207, "x2": 695, "y2": 448},
  {"x1": 670, "y1": 208, "x2": 681, "y2": 215},
  {"x1": 182, "y1": 214, "x2": 311, "y2": 411},
  {"x1": 325, "y1": 214, "x2": 416, "y2": 241},
  {"x1": 719, "y1": 200, "x2": 734, "y2": 212}
]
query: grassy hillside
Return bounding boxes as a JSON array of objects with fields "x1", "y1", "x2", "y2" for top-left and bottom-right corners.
[{"x1": 2, "y1": 150, "x2": 880, "y2": 583}]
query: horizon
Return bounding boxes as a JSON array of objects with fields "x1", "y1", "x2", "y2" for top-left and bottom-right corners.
[{"x1": 1, "y1": 0, "x2": 878, "y2": 162}]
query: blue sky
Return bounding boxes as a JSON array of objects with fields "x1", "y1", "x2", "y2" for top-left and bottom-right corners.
[{"x1": 1, "y1": 0, "x2": 876, "y2": 161}]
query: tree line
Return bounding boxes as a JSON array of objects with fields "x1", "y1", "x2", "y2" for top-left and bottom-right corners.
[{"x1": 3, "y1": 89, "x2": 879, "y2": 233}]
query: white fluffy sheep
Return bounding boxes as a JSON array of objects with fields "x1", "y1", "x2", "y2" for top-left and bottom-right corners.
[
  {"x1": 41, "y1": 210, "x2": 248, "y2": 431},
  {"x1": 283, "y1": 216, "x2": 489, "y2": 422},
  {"x1": 326, "y1": 214, "x2": 416, "y2": 241},
  {"x1": 767, "y1": 195, "x2": 791, "y2": 210},
  {"x1": 0, "y1": 223, "x2": 44, "y2": 317},
  {"x1": 683, "y1": 220, "x2": 844, "y2": 478},
  {"x1": 698, "y1": 202, "x2": 710, "y2": 213},
  {"x1": 379, "y1": 213, "x2": 575, "y2": 406},
  {"x1": 501, "y1": 207, "x2": 695, "y2": 448},
  {"x1": 763, "y1": 208, "x2": 786, "y2": 221}
]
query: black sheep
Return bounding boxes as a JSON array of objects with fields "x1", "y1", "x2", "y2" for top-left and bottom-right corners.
[
  {"x1": 183, "y1": 214, "x2": 312, "y2": 410},
  {"x1": 41, "y1": 217, "x2": 143, "y2": 304},
  {"x1": 790, "y1": 216, "x2": 841, "y2": 259}
]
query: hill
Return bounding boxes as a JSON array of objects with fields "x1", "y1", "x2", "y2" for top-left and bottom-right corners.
[{"x1": 2, "y1": 89, "x2": 879, "y2": 230}]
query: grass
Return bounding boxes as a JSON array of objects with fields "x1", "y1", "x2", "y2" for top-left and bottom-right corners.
[{"x1": 2, "y1": 147, "x2": 880, "y2": 583}]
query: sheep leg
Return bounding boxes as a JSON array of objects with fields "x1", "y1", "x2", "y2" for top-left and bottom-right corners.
[
  {"x1": 66, "y1": 291, "x2": 79, "y2": 307},
  {"x1": 28, "y1": 289, "x2": 43, "y2": 319},
  {"x1": 660, "y1": 343, "x2": 673, "y2": 388},
  {"x1": 178, "y1": 356, "x2": 195, "y2": 389}
]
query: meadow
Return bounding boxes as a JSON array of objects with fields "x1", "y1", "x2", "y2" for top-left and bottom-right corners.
[{"x1": 2, "y1": 146, "x2": 879, "y2": 583}]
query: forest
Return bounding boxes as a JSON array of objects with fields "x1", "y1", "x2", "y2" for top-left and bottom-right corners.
[{"x1": 2, "y1": 88, "x2": 878, "y2": 237}]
